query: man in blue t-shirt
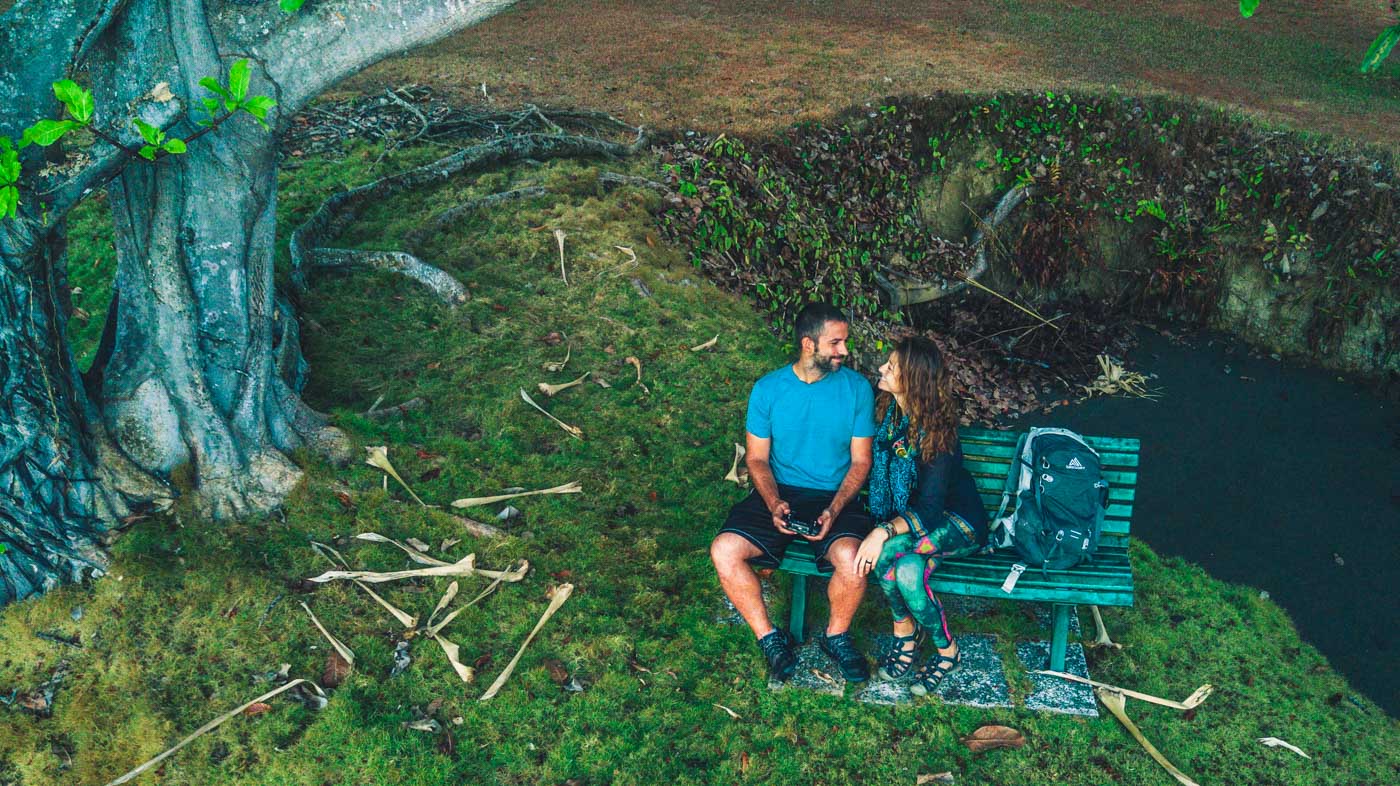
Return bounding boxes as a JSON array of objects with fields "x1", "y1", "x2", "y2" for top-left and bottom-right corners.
[{"x1": 710, "y1": 303, "x2": 877, "y2": 683}]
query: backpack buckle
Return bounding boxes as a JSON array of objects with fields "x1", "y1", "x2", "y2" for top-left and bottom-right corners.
[{"x1": 1000, "y1": 563, "x2": 1027, "y2": 594}]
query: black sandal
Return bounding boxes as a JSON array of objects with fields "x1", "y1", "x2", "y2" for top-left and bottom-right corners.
[
  {"x1": 876, "y1": 629, "x2": 924, "y2": 681},
  {"x1": 909, "y1": 645, "x2": 961, "y2": 696}
]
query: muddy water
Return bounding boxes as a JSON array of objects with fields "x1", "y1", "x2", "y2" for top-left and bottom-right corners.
[{"x1": 1012, "y1": 327, "x2": 1399, "y2": 716}]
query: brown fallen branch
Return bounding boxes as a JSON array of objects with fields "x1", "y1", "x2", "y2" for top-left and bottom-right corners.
[
  {"x1": 456, "y1": 515, "x2": 506, "y2": 539},
  {"x1": 519, "y1": 388, "x2": 583, "y2": 439},
  {"x1": 1087, "y1": 605, "x2": 1123, "y2": 649},
  {"x1": 103, "y1": 679, "x2": 324, "y2": 786},
  {"x1": 450, "y1": 481, "x2": 583, "y2": 510},
  {"x1": 310, "y1": 541, "x2": 418, "y2": 628},
  {"x1": 1096, "y1": 687, "x2": 1202, "y2": 786},
  {"x1": 538, "y1": 372, "x2": 591, "y2": 398},
  {"x1": 724, "y1": 443, "x2": 749, "y2": 486},
  {"x1": 363, "y1": 397, "x2": 428, "y2": 420},
  {"x1": 479, "y1": 583, "x2": 574, "y2": 701},
  {"x1": 1035, "y1": 671, "x2": 1213, "y2": 711},
  {"x1": 364, "y1": 445, "x2": 431, "y2": 507},
  {"x1": 553, "y1": 229, "x2": 569, "y2": 286},
  {"x1": 624, "y1": 356, "x2": 650, "y2": 395},
  {"x1": 308, "y1": 553, "x2": 477, "y2": 584},
  {"x1": 353, "y1": 533, "x2": 530, "y2": 582}
]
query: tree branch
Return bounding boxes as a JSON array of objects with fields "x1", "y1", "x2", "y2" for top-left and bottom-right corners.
[
  {"x1": 0, "y1": 0, "x2": 127, "y2": 139},
  {"x1": 43, "y1": 99, "x2": 185, "y2": 223},
  {"x1": 257, "y1": 0, "x2": 522, "y2": 117}
]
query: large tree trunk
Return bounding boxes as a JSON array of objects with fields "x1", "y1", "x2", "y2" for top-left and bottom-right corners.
[
  {"x1": 0, "y1": 0, "x2": 521, "y2": 607},
  {"x1": 0, "y1": 221, "x2": 163, "y2": 604},
  {"x1": 99, "y1": 119, "x2": 342, "y2": 518}
]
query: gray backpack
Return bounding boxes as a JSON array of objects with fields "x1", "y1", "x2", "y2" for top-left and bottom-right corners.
[{"x1": 992, "y1": 428, "x2": 1109, "y2": 582}]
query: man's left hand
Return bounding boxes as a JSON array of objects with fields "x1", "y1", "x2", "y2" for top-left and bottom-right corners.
[{"x1": 808, "y1": 507, "x2": 837, "y2": 541}]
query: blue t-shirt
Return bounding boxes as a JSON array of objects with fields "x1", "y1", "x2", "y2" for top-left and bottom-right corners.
[{"x1": 745, "y1": 365, "x2": 877, "y2": 491}]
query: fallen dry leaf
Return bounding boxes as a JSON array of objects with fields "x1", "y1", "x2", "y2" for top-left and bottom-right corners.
[
  {"x1": 321, "y1": 650, "x2": 352, "y2": 689},
  {"x1": 544, "y1": 659, "x2": 569, "y2": 685},
  {"x1": 917, "y1": 774, "x2": 956, "y2": 785},
  {"x1": 1258, "y1": 737, "x2": 1310, "y2": 759},
  {"x1": 690, "y1": 334, "x2": 719, "y2": 352},
  {"x1": 406, "y1": 537, "x2": 431, "y2": 552},
  {"x1": 960, "y1": 725, "x2": 1025, "y2": 753},
  {"x1": 242, "y1": 703, "x2": 272, "y2": 717},
  {"x1": 436, "y1": 729, "x2": 455, "y2": 756}
]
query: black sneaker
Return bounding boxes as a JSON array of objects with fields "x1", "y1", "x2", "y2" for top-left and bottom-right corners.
[
  {"x1": 819, "y1": 631, "x2": 870, "y2": 683},
  {"x1": 758, "y1": 629, "x2": 798, "y2": 682}
]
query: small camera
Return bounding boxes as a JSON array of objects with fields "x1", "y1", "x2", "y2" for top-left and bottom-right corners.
[{"x1": 783, "y1": 512, "x2": 820, "y2": 537}]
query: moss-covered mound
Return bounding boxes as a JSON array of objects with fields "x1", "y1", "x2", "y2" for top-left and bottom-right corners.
[{"x1": 1, "y1": 137, "x2": 1395, "y2": 785}]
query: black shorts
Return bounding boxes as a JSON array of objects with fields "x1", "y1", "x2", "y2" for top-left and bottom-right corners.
[{"x1": 719, "y1": 485, "x2": 872, "y2": 571}]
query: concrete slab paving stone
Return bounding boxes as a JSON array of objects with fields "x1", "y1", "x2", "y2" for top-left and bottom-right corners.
[
  {"x1": 854, "y1": 633, "x2": 1013, "y2": 708},
  {"x1": 1016, "y1": 641, "x2": 1099, "y2": 717},
  {"x1": 768, "y1": 642, "x2": 846, "y2": 695}
]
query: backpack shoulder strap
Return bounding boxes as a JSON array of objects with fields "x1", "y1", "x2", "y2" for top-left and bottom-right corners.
[{"x1": 991, "y1": 431, "x2": 1031, "y2": 547}]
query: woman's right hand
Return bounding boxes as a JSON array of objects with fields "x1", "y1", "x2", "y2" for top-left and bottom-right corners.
[{"x1": 854, "y1": 527, "x2": 889, "y2": 577}]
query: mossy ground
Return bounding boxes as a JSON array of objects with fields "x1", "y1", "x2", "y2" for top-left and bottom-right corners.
[{"x1": 3, "y1": 142, "x2": 1396, "y2": 785}]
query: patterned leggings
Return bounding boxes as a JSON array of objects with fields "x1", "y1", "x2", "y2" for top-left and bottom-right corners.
[{"x1": 874, "y1": 512, "x2": 980, "y2": 648}]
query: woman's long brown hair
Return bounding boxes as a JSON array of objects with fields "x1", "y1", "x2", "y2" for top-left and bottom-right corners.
[{"x1": 874, "y1": 335, "x2": 960, "y2": 458}]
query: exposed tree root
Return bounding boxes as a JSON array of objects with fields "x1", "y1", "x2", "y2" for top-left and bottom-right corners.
[
  {"x1": 363, "y1": 397, "x2": 428, "y2": 420},
  {"x1": 291, "y1": 121, "x2": 645, "y2": 300},
  {"x1": 404, "y1": 186, "x2": 548, "y2": 252},
  {"x1": 311, "y1": 249, "x2": 470, "y2": 306}
]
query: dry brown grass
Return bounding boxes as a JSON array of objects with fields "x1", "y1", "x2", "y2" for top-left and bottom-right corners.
[{"x1": 337, "y1": 0, "x2": 1400, "y2": 148}]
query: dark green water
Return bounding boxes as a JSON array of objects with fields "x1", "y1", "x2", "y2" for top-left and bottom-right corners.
[{"x1": 1015, "y1": 326, "x2": 1399, "y2": 716}]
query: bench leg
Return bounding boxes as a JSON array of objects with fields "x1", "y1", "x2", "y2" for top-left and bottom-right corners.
[
  {"x1": 1049, "y1": 604, "x2": 1071, "y2": 672},
  {"x1": 789, "y1": 574, "x2": 807, "y2": 643}
]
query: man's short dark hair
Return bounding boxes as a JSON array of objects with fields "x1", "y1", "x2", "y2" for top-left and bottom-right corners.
[{"x1": 793, "y1": 302, "x2": 846, "y2": 352}]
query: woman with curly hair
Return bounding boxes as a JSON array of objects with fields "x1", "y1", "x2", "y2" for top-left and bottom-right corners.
[{"x1": 852, "y1": 335, "x2": 989, "y2": 696}]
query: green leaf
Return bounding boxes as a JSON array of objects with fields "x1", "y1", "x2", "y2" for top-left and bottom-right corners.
[
  {"x1": 242, "y1": 95, "x2": 277, "y2": 121},
  {"x1": 53, "y1": 79, "x2": 96, "y2": 124},
  {"x1": 0, "y1": 140, "x2": 19, "y2": 184},
  {"x1": 199, "y1": 76, "x2": 231, "y2": 100},
  {"x1": 1239, "y1": 0, "x2": 1259, "y2": 19},
  {"x1": 202, "y1": 97, "x2": 221, "y2": 117},
  {"x1": 229, "y1": 59, "x2": 251, "y2": 103},
  {"x1": 131, "y1": 118, "x2": 163, "y2": 146},
  {"x1": 21, "y1": 119, "x2": 77, "y2": 147},
  {"x1": 279, "y1": 0, "x2": 306, "y2": 11},
  {"x1": 0, "y1": 185, "x2": 19, "y2": 219},
  {"x1": 162, "y1": 138, "x2": 187, "y2": 154},
  {"x1": 1360, "y1": 25, "x2": 1400, "y2": 73},
  {"x1": 137, "y1": 145, "x2": 158, "y2": 161}
]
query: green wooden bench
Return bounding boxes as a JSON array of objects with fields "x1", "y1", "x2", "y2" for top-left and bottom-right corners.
[{"x1": 776, "y1": 426, "x2": 1139, "y2": 673}]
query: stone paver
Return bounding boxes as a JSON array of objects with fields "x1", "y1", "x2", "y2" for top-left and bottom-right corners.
[
  {"x1": 855, "y1": 633, "x2": 1012, "y2": 708},
  {"x1": 1016, "y1": 641, "x2": 1098, "y2": 717}
]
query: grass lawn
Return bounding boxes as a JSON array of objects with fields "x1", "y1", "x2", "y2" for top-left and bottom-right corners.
[{"x1": 1, "y1": 141, "x2": 1396, "y2": 785}]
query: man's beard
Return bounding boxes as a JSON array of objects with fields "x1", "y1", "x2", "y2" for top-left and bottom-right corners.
[{"x1": 813, "y1": 353, "x2": 844, "y2": 373}]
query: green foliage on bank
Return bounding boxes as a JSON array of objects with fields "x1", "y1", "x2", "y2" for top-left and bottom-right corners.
[
  {"x1": 4, "y1": 142, "x2": 1397, "y2": 785},
  {"x1": 660, "y1": 92, "x2": 1398, "y2": 351}
]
